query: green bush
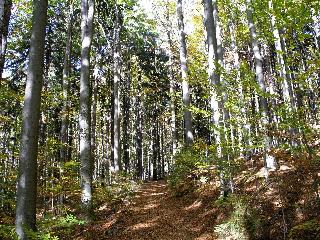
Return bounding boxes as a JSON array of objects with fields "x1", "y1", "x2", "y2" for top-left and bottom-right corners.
[
  {"x1": 0, "y1": 225, "x2": 17, "y2": 240},
  {"x1": 214, "y1": 195, "x2": 264, "y2": 240},
  {"x1": 214, "y1": 195, "x2": 250, "y2": 240},
  {"x1": 168, "y1": 146, "x2": 208, "y2": 196},
  {"x1": 93, "y1": 172, "x2": 140, "y2": 208}
]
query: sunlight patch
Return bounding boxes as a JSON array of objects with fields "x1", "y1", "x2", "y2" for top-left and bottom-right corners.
[
  {"x1": 185, "y1": 200, "x2": 202, "y2": 211},
  {"x1": 127, "y1": 217, "x2": 159, "y2": 231}
]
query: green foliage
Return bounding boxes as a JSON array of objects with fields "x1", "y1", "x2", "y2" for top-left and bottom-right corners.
[
  {"x1": 25, "y1": 230, "x2": 59, "y2": 240},
  {"x1": 168, "y1": 144, "x2": 209, "y2": 196},
  {"x1": 0, "y1": 164, "x2": 17, "y2": 218},
  {"x1": 289, "y1": 219, "x2": 320, "y2": 240},
  {"x1": 94, "y1": 173, "x2": 140, "y2": 207},
  {"x1": 54, "y1": 214, "x2": 86, "y2": 228},
  {"x1": 0, "y1": 225, "x2": 17, "y2": 240},
  {"x1": 214, "y1": 195, "x2": 256, "y2": 240}
]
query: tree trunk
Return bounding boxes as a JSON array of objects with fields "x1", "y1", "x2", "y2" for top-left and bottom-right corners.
[
  {"x1": 79, "y1": 0, "x2": 94, "y2": 217},
  {"x1": 269, "y1": 0, "x2": 294, "y2": 108},
  {"x1": 122, "y1": 70, "x2": 130, "y2": 173},
  {"x1": 0, "y1": 0, "x2": 12, "y2": 83},
  {"x1": 136, "y1": 72, "x2": 143, "y2": 179},
  {"x1": 177, "y1": 0, "x2": 193, "y2": 145},
  {"x1": 91, "y1": 64, "x2": 98, "y2": 167},
  {"x1": 203, "y1": 0, "x2": 221, "y2": 154},
  {"x1": 166, "y1": 2, "x2": 177, "y2": 158},
  {"x1": 312, "y1": 8, "x2": 320, "y2": 49},
  {"x1": 246, "y1": 0, "x2": 276, "y2": 176},
  {"x1": 113, "y1": 4, "x2": 121, "y2": 173},
  {"x1": 60, "y1": 3, "x2": 73, "y2": 162},
  {"x1": 15, "y1": 0, "x2": 48, "y2": 238},
  {"x1": 152, "y1": 109, "x2": 158, "y2": 181}
]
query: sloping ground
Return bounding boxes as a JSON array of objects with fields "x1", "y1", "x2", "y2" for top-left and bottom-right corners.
[
  {"x1": 61, "y1": 148, "x2": 320, "y2": 240},
  {"x1": 72, "y1": 181, "x2": 218, "y2": 240}
]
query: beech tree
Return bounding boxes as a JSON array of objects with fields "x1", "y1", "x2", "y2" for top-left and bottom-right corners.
[
  {"x1": 79, "y1": 0, "x2": 95, "y2": 216},
  {"x1": 0, "y1": 0, "x2": 12, "y2": 82},
  {"x1": 245, "y1": 0, "x2": 276, "y2": 178},
  {"x1": 176, "y1": 0, "x2": 193, "y2": 145},
  {"x1": 15, "y1": 0, "x2": 48, "y2": 238}
]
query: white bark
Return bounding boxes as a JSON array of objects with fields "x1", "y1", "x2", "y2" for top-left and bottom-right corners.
[
  {"x1": 269, "y1": 0, "x2": 294, "y2": 108},
  {"x1": 113, "y1": 4, "x2": 121, "y2": 173},
  {"x1": 245, "y1": 0, "x2": 276, "y2": 175},
  {"x1": 79, "y1": 0, "x2": 94, "y2": 214}
]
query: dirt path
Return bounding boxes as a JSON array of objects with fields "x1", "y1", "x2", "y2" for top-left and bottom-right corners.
[{"x1": 75, "y1": 180, "x2": 218, "y2": 240}]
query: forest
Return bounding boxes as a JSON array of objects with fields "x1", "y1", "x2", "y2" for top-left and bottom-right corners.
[{"x1": 0, "y1": 0, "x2": 320, "y2": 239}]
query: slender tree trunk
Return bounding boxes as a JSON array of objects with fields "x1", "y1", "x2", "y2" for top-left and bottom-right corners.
[
  {"x1": 152, "y1": 109, "x2": 158, "y2": 181},
  {"x1": 229, "y1": 21, "x2": 246, "y2": 154},
  {"x1": 79, "y1": 0, "x2": 94, "y2": 217},
  {"x1": 113, "y1": 4, "x2": 121, "y2": 173},
  {"x1": 91, "y1": 65, "x2": 98, "y2": 166},
  {"x1": 122, "y1": 70, "x2": 130, "y2": 173},
  {"x1": 15, "y1": 0, "x2": 48, "y2": 238},
  {"x1": 245, "y1": 0, "x2": 276, "y2": 177},
  {"x1": 269, "y1": 0, "x2": 294, "y2": 108},
  {"x1": 60, "y1": 3, "x2": 73, "y2": 162},
  {"x1": 203, "y1": 0, "x2": 221, "y2": 154},
  {"x1": 136, "y1": 72, "x2": 143, "y2": 179},
  {"x1": 167, "y1": 31, "x2": 177, "y2": 157},
  {"x1": 0, "y1": 0, "x2": 12, "y2": 83},
  {"x1": 177, "y1": 0, "x2": 193, "y2": 145},
  {"x1": 312, "y1": 8, "x2": 320, "y2": 49},
  {"x1": 166, "y1": 2, "x2": 177, "y2": 157}
]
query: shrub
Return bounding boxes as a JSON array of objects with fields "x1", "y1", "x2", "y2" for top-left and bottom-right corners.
[
  {"x1": 93, "y1": 172, "x2": 140, "y2": 208},
  {"x1": 214, "y1": 195, "x2": 264, "y2": 240},
  {"x1": 168, "y1": 146, "x2": 208, "y2": 196}
]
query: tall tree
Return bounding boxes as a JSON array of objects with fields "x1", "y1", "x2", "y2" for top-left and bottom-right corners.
[
  {"x1": 177, "y1": 0, "x2": 193, "y2": 145},
  {"x1": 0, "y1": 0, "x2": 12, "y2": 83},
  {"x1": 15, "y1": 0, "x2": 48, "y2": 238},
  {"x1": 166, "y1": 1, "x2": 177, "y2": 158},
  {"x1": 245, "y1": 0, "x2": 276, "y2": 176},
  {"x1": 60, "y1": 2, "x2": 73, "y2": 163},
  {"x1": 79, "y1": 0, "x2": 95, "y2": 216},
  {"x1": 136, "y1": 71, "x2": 143, "y2": 179},
  {"x1": 268, "y1": 0, "x2": 294, "y2": 108},
  {"x1": 113, "y1": 3, "x2": 122, "y2": 173}
]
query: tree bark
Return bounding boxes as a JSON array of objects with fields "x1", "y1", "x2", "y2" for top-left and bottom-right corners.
[
  {"x1": 166, "y1": 1, "x2": 177, "y2": 158},
  {"x1": 122, "y1": 69, "x2": 130, "y2": 173},
  {"x1": 60, "y1": 3, "x2": 73, "y2": 162},
  {"x1": 113, "y1": 4, "x2": 122, "y2": 173},
  {"x1": 312, "y1": 8, "x2": 320, "y2": 49},
  {"x1": 15, "y1": 0, "x2": 48, "y2": 238},
  {"x1": 203, "y1": 0, "x2": 222, "y2": 155},
  {"x1": 0, "y1": 0, "x2": 12, "y2": 83},
  {"x1": 245, "y1": 0, "x2": 276, "y2": 176},
  {"x1": 269, "y1": 0, "x2": 294, "y2": 108},
  {"x1": 136, "y1": 71, "x2": 143, "y2": 179},
  {"x1": 79, "y1": 0, "x2": 94, "y2": 217},
  {"x1": 177, "y1": 0, "x2": 193, "y2": 145}
]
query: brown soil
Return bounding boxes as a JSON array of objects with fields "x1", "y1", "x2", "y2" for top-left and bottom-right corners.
[{"x1": 73, "y1": 180, "x2": 217, "y2": 240}]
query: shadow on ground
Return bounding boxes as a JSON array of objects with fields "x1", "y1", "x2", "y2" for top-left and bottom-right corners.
[{"x1": 71, "y1": 181, "x2": 218, "y2": 240}]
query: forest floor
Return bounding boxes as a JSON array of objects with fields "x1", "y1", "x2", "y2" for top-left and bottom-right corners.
[{"x1": 71, "y1": 180, "x2": 218, "y2": 240}]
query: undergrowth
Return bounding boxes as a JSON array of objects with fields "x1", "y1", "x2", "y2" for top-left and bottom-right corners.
[
  {"x1": 0, "y1": 173, "x2": 140, "y2": 240},
  {"x1": 168, "y1": 144, "x2": 210, "y2": 196}
]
